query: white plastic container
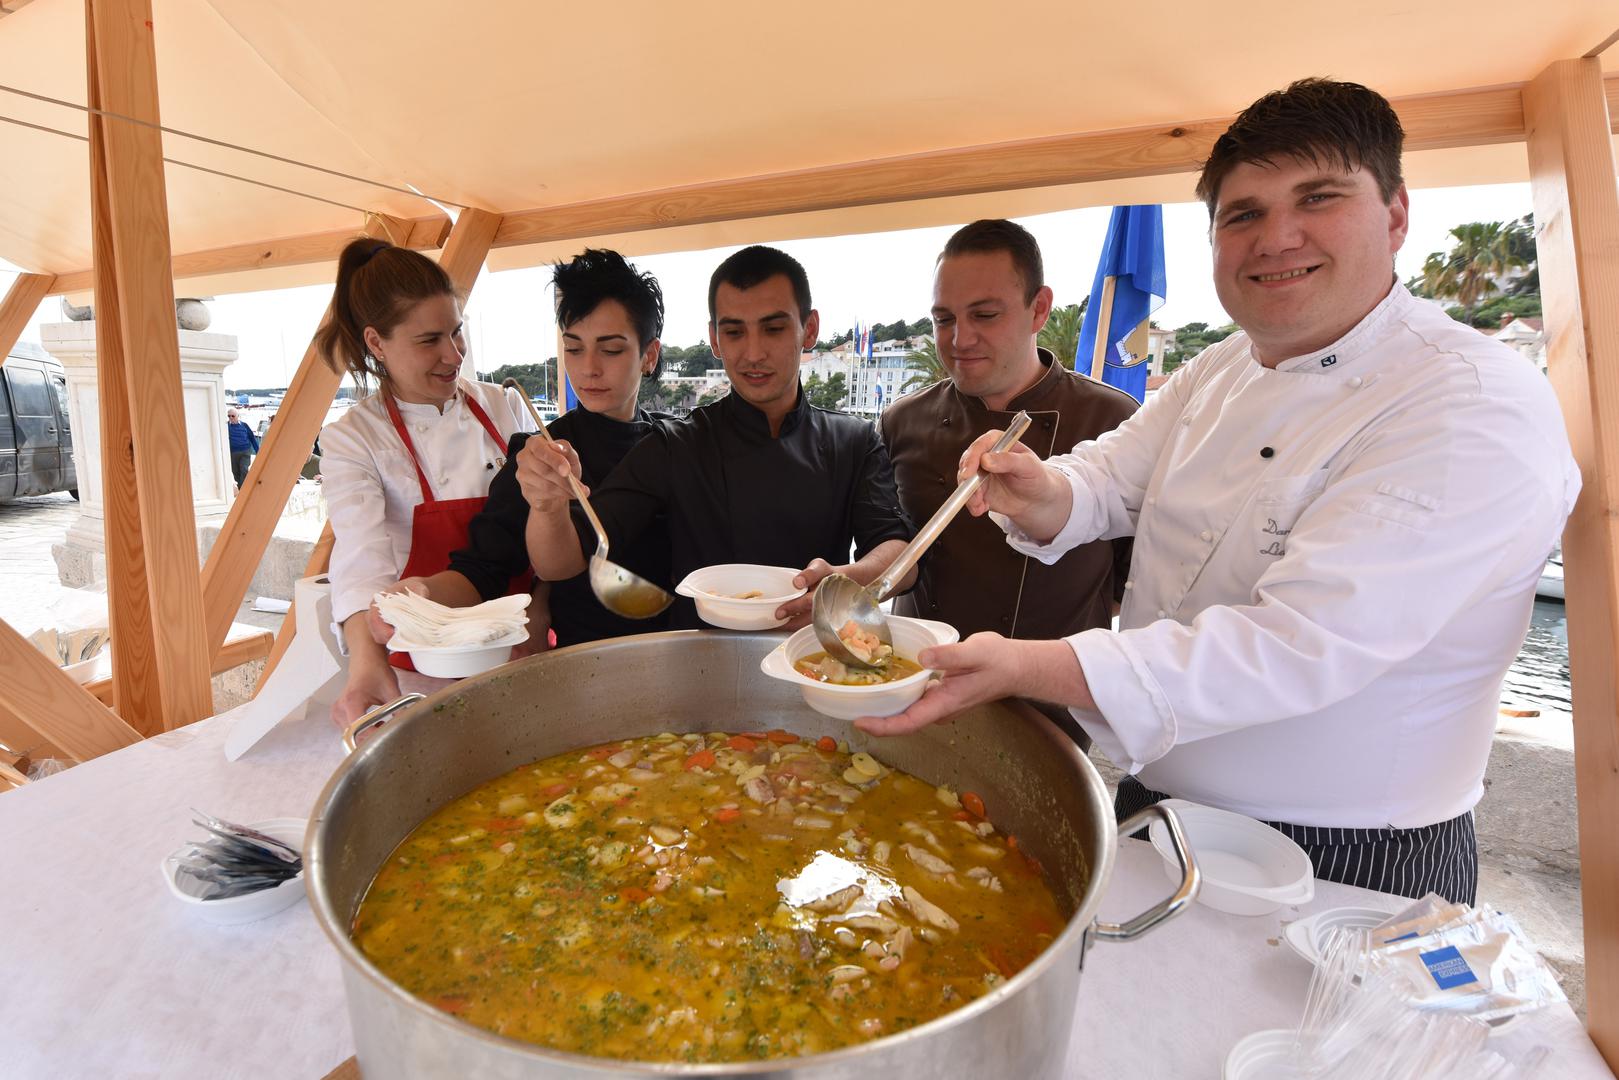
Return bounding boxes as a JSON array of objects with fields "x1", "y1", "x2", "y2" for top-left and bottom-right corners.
[
  {"x1": 390, "y1": 630, "x2": 528, "y2": 678},
  {"x1": 759, "y1": 617, "x2": 959, "y2": 720},
  {"x1": 675, "y1": 564, "x2": 805, "y2": 630},
  {"x1": 161, "y1": 817, "x2": 308, "y2": 925},
  {"x1": 1222, "y1": 1028, "x2": 1306, "y2": 1080},
  {"x1": 1282, "y1": 905, "x2": 1393, "y2": 968},
  {"x1": 1148, "y1": 799, "x2": 1314, "y2": 915}
]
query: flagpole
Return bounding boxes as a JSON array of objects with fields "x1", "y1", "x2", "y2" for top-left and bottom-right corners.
[{"x1": 1089, "y1": 274, "x2": 1118, "y2": 381}]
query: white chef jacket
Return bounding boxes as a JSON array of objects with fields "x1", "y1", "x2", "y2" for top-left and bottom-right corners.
[
  {"x1": 1000, "y1": 285, "x2": 1580, "y2": 829},
  {"x1": 322, "y1": 379, "x2": 535, "y2": 625}
]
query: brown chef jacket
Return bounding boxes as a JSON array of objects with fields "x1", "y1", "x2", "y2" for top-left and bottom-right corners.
[{"x1": 879, "y1": 348, "x2": 1138, "y2": 642}]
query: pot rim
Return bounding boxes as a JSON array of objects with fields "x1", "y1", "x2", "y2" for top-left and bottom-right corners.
[{"x1": 306, "y1": 630, "x2": 1119, "y2": 1074}]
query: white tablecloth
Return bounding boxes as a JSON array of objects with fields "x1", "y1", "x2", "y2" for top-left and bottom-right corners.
[{"x1": 3, "y1": 686, "x2": 1612, "y2": 1080}]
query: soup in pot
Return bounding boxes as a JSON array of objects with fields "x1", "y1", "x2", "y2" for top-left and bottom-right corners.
[{"x1": 352, "y1": 730, "x2": 1064, "y2": 1063}]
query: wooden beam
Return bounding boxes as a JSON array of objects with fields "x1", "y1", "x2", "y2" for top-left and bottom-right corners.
[
  {"x1": 86, "y1": 0, "x2": 161, "y2": 733},
  {"x1": 1524, "y1": 56, "x2": 1619, "y2": 1070},
  {"x1": 45, "y1": 78, "x2": 1619, "y2": 297},
  {"x1": 48, "y1": 216, "x2": 451, "y2": 296},
  {"x1": 83, "y1": 627, "x2": 273, "y2": 707},
  {"x1": 436, "y1": 208, "x2": 503, "y2": 294},
  {"x1": 197, "y1": 212, "x2": 425, "y2": 661},
  {"x1": 0, "y1": 617, "x2": 141, "y2": 762},
  {"x1": 490, "y1": 82, "x2": 1532, "y2": 250},
  {"x1": 0, "y1": 272, "x2": 55, "y2": 365},
  {"x1": 252, "y1": 522, "x2": 334, "y2": 696},
  {"x1": 88, "y1": 0, "x2": 213, "y2": 728}
]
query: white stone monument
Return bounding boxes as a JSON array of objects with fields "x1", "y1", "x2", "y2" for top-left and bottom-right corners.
[{"x1": 42, "y1": 318, "x2": 239, "y2": 587}]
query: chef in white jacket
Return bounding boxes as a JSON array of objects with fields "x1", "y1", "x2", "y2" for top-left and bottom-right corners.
[
  {"x1": 860, "y1": 78, "x2": 1579, "y2": 903},
  {"x1": 317, "y1": 238, "x2": 535, "y2": 728}
]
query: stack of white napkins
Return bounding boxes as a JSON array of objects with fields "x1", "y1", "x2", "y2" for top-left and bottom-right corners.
[{"x1": 375, "y1": 590, "x2": 530, "y2": 650}]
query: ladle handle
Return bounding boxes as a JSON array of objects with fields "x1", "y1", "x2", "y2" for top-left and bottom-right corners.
[
  {"x1": 870, "y1": 411, "x2": 1033, "y2": 602},
  {"x1": 341, "y1": 693, "x2": 426, "y2": 754},
  {"x1": 518, "y1": 395, "x2": 611, "y2": 553}
]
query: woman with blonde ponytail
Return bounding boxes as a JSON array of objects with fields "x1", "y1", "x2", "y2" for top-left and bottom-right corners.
[{"x1": 316, "y1": 238, "x2": 534, "y2": 728}]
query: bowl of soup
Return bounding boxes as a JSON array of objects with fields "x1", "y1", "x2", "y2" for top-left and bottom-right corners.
[
  {"x1": 759, "y1": 616, "x2": 960, "y2": 721},
  {"x1": 305, "y1": 630, "x2": 1197, "y2": 1079},
  {"x1": 675, "y1": 564, "x2": 806, "y2": 631}
]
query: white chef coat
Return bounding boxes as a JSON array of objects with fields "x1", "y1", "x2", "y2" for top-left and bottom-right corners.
[
  {"x1": 1000, "y1": 285, "x2": 1580, "y2": 829},
  {"x1": 322, "y1": 379, "x2": 535, "y2": 625}
]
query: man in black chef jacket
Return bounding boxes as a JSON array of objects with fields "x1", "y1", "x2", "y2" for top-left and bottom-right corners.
[{"x1": 519, "y1": 245, "x2": 916, "y2": 628}]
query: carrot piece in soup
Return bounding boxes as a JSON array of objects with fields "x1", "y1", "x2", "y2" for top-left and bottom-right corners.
[
  {"x1": 765, "y1": 729, "x2": 799, "y2": 745},
  {"x1": 684, "y1": 749, "x2": 717, "y2": 770},
  {"x1": 961, "y1": 791, "x2": 987, "y2": 819},
  {"x1": 727, "y1": 735, "x2": 758, "y2": 752},
  {"x1": 816, "y1": 736, "x2": 837, "y2": 752}
]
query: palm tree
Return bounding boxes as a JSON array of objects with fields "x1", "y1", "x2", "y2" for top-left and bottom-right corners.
[
  {"x1": 1419, "y1": 221, "x2": 1527, "y2": 324},
  {"x1": 901, "y1": 337, "x2": 947, "y2": 392},
  {"x1": 1038, "y1": 303, "x2": 1086, "y2": 370}
]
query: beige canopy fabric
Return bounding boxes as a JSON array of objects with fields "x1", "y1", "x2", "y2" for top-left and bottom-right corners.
[{"x1": 0, "y1": 0, "x2": 1615, "y2": 296}]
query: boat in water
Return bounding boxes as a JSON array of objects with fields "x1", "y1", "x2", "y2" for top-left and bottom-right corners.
[{"x1": 1537, "y1": 548, "x2": 1564, "y2": 602}]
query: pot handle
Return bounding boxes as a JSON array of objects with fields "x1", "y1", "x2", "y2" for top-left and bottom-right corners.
[
  {"x1": 1089, "y1": 803, "x2": 1200, "y2": 943},
  {"x1": 341, "y1": 693, "x2": 426, "y2": 754}
]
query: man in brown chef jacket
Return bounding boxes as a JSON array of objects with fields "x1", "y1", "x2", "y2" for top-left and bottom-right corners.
[{"x1": 880, "y1": 219, "x2": 1137, "y2": 746}]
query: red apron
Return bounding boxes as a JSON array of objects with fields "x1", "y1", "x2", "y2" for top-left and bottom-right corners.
[{"x1": 385, "y1": 392, "x2": 532, "y2": 671}]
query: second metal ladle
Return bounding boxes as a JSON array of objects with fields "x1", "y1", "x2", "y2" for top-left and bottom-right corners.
[
  {"x1": 518, "y1": 397, "x2": 673, "y2": 620},
  {"x1": 811, "y1": 410, "x2": 1033, "y2": 667}
]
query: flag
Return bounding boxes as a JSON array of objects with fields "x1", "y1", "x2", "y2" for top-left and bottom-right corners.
[
  {"x1": 864, "y1": 327, "x2": 874, "y2": 361},
  {"x1": 1076, "y1": 205, "x2": 1167, "y2": 402}
]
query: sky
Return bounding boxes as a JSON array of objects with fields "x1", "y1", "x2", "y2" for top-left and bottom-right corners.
[{"x1": 3, "y1": 182, "x2": 1535, "y2": 390}]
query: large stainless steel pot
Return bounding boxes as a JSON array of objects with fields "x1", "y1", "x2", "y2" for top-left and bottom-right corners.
[{"x1": 307, "y1": 630, "x2": 1197, "y2": 1079}]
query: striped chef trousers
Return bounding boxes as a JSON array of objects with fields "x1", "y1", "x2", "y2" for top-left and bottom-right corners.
[{"x1": 1114, "y1": 775, "x2": 1478, "y2": 905}]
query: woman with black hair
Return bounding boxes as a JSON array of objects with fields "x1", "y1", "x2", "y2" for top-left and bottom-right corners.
[{"x1": 380, "y1": 248, "x2": 672, "y2": 648}]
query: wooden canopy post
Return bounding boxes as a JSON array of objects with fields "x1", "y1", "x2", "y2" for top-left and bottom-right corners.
[
  {"x1": 84, "y1": 0, "x2": 213, "y2": 729},
  {"x1": 0, "y1": 273, "x2": 56, "y2": 366},
  {"x1": 1087, "y1": 275, "x2": 1117, "y2": 381},
  {"x1": 1524, "y1": 56, "x2": 1619, "y2": 1068}
]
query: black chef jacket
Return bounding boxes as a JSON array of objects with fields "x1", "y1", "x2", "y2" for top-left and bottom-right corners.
[
  {"x1": 449, "y1": 407, "x2": 672, "y2": 647},
  {"x1": 573, "y1": 387, "x2": 914, "y2": 629}
]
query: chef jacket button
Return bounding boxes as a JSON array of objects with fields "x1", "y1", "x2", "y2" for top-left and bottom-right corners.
[
  {"x1": 1042, "y1": 420, "x2": 1053, "y2": 430},
  {"x1": 1156, "y1": 609, "x2": 1167, "y2": 618},
  {"x1": 942, "y1": 418, "x2": 951, "y2": 426},
  {"x1": 1180, "y1": 416, "x2": 1192, "y2": 426},
  {"x1": 1350, "y1": 376, "x2": 1364, "y2": 388},
  {"x1": 1124, "y1": 580, "x2": 1134, "y2": 590},
  {"x1": 1147, "y1": 497, "x2": 1157, "y2": 507},
  {"x1": 999, "y1": 615, "x2": 1009, "y2": 625},
  {"x1": 438, "y1": 474, "x2": 449, "y2": 485},
  {"x1": 1200, "y1": 529, "x2": 1212, "y2": 542}
]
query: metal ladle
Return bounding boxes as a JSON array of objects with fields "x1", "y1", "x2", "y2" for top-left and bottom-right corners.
[
  {"x1": 518, "y1": 397, "x2": 673, "y2": 620},
  {"x1": 811, "y1": 410, "x2": 1033, "y2": 667}
]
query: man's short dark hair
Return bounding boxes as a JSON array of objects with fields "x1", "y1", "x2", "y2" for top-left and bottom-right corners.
[
  {"x1": 551, "y1": 249, "x2": 665, "y2": 366},
  {"x1": 939, "y1": 219, "x2": 1045, "y2": 304},
  {"x1": 707, "y1": 245, "x2": 812, "y2": 323},
  {"x1": 1195, "y1": 78, "x2": 1405, "y2": 214}
]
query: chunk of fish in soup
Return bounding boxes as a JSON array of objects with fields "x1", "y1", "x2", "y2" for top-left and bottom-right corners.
[
  {"x1": 352, "y1": 730, "x2": 1066, "y2": 1063},
  {"x1": 795, "y1": 652, "x2": 923, "y2": 686}
]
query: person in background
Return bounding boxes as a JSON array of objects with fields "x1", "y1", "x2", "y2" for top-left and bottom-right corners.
[
  {"x1": 226, "y1": 407, "x2": 258, "y2": 491},
  {"x1": 373, "y1": 249, "x2": 673, "y2": 648},
  {"x1": 861, "y1": 78, "x2": 1580, "y2": 904},
  {"x1": 317, "y1": 237, "x2": 535, "y2": 728},
  {"x1": 879, "y1": 219, "x2": 1136, "y2": 747},
  {"x1": 518, "y1": 245, "x2": 916, "y2": 628}
]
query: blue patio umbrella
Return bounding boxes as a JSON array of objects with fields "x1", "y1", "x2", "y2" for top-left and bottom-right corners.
[{"x1": 1075, "y1": 205, "x2": 1167, "y2": 402}]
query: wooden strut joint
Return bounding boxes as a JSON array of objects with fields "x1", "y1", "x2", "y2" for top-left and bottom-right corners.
[{"x1": 1523, "y1": 56, "x2": 1619, "y2": 1070}]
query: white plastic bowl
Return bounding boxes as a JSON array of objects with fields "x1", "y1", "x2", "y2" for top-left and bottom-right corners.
[
  {"x1": 1149, "y1": 799, "x2": 1314, "y2": 916},
  {"x1": 675, "y1": 564, "x2": 806, "y2": 631},
  {"x1": 62, "y1": 645, "x2": 111, "y2": 685},
  {"x1": 760, "y1": 617, "x2": 959, "y2": 720},
  {"x1": 390, "y1": 629, "x2": 528, "y2": 678},
  {"x1": 161, "y1": 817, "x2": 308, "y2": 925}
]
